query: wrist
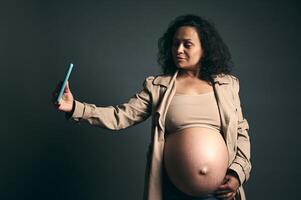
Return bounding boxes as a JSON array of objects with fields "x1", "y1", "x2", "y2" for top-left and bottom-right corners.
[
  {"x1": 227, "y1": 169, "x2": 241, "y2": 186},
  {"x1": 65, "y1": 100, "x2": 75, "y2": 119}
]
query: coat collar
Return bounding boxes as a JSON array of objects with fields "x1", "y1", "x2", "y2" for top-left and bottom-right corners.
[
  {"x1": 152, "y1": 74, "x2": 173, "y2": 87},
  {"x1": 152, "y1": 70, "x2": 231, "y2": 86}
]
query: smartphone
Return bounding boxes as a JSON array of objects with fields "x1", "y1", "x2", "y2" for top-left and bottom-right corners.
[{"x1": 56, "y1": 63, "x2": 74, "y2": 104}]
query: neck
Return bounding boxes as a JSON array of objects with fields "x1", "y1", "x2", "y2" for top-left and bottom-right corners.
[{"x1": 179, "y1": 68, "x2": 200, "y2": 78}]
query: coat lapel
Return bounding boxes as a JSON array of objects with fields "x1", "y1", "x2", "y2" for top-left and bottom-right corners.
[
  {"x1": 212, "y1": 74, "x2": 235, "y2": 140},
  {"x1": 154, "y1": 70, "x2": 179, "y2": 134}
]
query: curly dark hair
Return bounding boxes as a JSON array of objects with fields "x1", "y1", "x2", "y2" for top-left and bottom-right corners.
[{"x1": 157, "y1": 14, "x2": 233, "y2": 82}]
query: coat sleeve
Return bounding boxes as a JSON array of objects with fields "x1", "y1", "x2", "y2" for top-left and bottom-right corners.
[
  {"x1": 70, "y1": 76, "x2": 154, "y2": 130},
  {"x1": 228, "y1": 77, "x2": 252, "y2": 185}
]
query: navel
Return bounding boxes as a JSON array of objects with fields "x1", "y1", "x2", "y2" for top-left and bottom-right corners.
[{"x1": 199, "y1": 166, "x2": 208, "y2": 175}]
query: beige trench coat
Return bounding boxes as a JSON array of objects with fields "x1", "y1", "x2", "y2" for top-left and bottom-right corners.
[{"x1": 71, "y1": 69, "x2": 251, "y2": 200}]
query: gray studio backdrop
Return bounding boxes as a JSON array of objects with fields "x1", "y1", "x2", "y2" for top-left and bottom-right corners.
[{"x1": 1, "y1": 0, "x2": 300, "y2": 199}]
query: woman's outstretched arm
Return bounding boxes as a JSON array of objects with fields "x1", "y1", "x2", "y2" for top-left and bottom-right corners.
[{"x1": 52, "y1": 77, "x2": 155, "y2": 130}]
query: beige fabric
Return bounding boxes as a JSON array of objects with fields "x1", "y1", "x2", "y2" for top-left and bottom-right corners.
[
  {"x1": 165, "y1": 92, "x2": 221, "y2": 133},
  {"x1": 71, "y1": 69, "x2": 251, "y2": 200}
]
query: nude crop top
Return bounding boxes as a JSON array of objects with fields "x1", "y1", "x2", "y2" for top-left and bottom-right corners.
[{"x1": 165, "y1": 91, "x2": 221, "y2": 133}]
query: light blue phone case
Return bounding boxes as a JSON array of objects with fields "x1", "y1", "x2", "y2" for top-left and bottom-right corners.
[{"x1": 56, "y1": 63, "x2": 74, "y2": 104}]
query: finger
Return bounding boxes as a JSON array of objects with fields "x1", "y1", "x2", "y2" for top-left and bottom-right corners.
[
  {"x1": 215, "y1": 189, "x2": 232, "y2": 195},
  {"x1": 222, "y1": 175, "x2": 238, "y2": 188},
  {"x1": 64, "y1": 81, "x2": 70, "y2": 93},
  {"x1": 226, "y1": 192, "x2": 236, "y2": 200},
  {"x1": 217, "y1": 183, "x2": 229, "y2": 190},
  {"x1": 51, "y1": 94, "x2": 60, "y2": 105},
  {"x1": 54, "y1": 103, "x2": 61, "y2": 109},
  {"x1": 51, "y1": 97, "x2": 61, "y2": 108},
  {"x1": 224, "y1": 175, "x2": 231, "y2": 180},
  {"x1": 216, "y1": 191, "x2": 234, "y2": 199}
]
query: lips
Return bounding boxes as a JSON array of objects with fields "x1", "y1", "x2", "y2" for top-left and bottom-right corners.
[
  {"x1": 176, "y1": 56, "x2": 186, "y2": 60},
  {"x1": 176, "y1": 58, "x2": 186, "y2": 63}
]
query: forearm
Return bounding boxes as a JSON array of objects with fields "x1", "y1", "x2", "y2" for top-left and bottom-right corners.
[
  {"x1": 229, "y1": 119, "x2": 251, "y2": 185},
  {"x1": 69, "y1": 100, "x2": 150, "y2": 130}
]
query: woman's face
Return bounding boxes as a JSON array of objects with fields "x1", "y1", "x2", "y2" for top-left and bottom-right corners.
[{"x1": 172, "y1": 26, "x2": 203, "y2": 71}]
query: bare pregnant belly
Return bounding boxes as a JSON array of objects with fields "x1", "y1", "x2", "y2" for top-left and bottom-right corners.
[{"x1": 163, "y1": 127, "x2": 229, "y2": 196}]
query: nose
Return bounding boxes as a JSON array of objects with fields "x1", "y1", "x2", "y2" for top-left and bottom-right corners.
[{"x1": 176, "y1": 43, "x2": 184, "y2": 54}]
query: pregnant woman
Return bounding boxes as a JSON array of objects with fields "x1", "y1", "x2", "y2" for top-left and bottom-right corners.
[{"x1": 52, "y1": 15, "x2": 251, "y2": 200}]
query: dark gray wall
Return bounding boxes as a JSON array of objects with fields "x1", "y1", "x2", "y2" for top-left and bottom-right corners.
[{"x1": 1, "y1": 0, "x2": 300, "y2": 199}]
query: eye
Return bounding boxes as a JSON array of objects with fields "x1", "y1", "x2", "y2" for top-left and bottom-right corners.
[{"x1": 184, "y1": 42, "x2": 192, "y2": 48}]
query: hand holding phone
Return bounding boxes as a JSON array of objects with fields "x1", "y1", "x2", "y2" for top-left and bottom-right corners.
[
  {"x1": 52, "y1": 63, "x2": 75, "y2": 113},
  {"x1": 56, "y1": 63, "x2": 74, "y2": 104}
]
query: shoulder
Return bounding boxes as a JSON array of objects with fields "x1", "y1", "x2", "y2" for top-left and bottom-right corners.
[
  {"x1": 144, "y1": 73, "x2": 173, "y2": 88},
  {"x1": 213, "y1": 73, "x2": 241, "y2": 94},
  {"x1": 141, "y1": 74, "x2": 173, "y2": 103},
  {"x1": 213, "y1": 73, "x2": 239, "y2": 86}
]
